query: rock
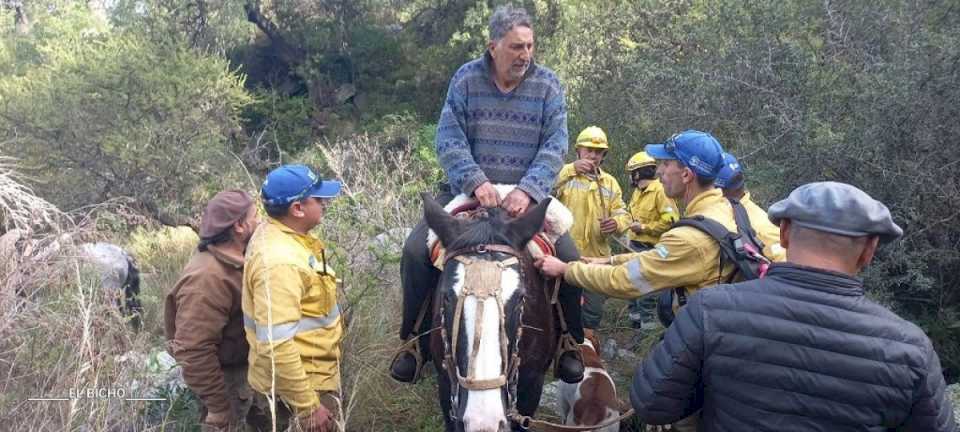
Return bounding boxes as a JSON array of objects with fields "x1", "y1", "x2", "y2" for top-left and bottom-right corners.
[
  {"x1": 116, "y1": 349, "x2": 185, "y2": 398},
  {"x1": 371, "y1": 227, "x2": 411, "y2": 254},
  {"x1": 948, "y1": 383, "x2": 960, "y2": 423},
  {"x1": 601, "y1": 338, "x2": 618, "y2": 361},
  {"x1": 616, "y1": 348, "x2": 639, "y2": 363},
  {"x1": 540, "y1": 380, "x2": 561, "y2": 415},
  {"x1": 335, "y1": 84, "x2": 357, "y2": 104}
]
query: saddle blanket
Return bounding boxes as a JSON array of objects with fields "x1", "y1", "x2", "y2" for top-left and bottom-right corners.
[{"x1": 427, "y1": 184, "x2": 573, "y2": 268}]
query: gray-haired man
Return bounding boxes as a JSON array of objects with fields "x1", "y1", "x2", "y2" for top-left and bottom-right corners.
[
  {"x1": 391, "y1": 4, "x2": 586, "y2": 385},
  {"x1": 629, "y1": 182, "x2": 957, "y2": 431}
]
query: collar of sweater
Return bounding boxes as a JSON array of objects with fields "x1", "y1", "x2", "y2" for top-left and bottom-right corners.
[{"x1": 767, "y1": 262, "x2": 864, "y2": 296}]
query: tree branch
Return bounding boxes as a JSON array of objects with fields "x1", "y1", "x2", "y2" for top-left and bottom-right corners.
[{"x1": 243, "y1": 0, "x2": 306, "y2": 65}]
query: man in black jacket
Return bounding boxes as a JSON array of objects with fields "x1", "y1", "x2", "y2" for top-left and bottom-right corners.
[{"x1": 630, "y1": 181, "x2": 957, "y2": 431}]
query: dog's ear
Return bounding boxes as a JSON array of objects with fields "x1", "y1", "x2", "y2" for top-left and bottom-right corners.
[
  {"x1": 423, "y1": 193, "x2": 464, "y2": 246},
  {"x1": 505, "y1": 197, "x2": 550, "y2": 248}
]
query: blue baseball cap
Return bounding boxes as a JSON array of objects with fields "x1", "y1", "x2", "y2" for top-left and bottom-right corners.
[
  {"x1": 261, "y1": 164, "x2": 342, "y2": 207},
  {"x1": 714, "y1": 152, "x2": 744, "y2": 190},
  {"x1": 644, "y1": 130, "x2": 725, "y2": 179}
]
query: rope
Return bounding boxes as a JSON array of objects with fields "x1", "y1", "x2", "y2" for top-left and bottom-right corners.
[{"x1": 509, "y1": 408, "x2": 635, "y2": 432}]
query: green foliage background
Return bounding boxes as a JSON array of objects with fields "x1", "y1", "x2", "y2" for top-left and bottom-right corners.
[{"x1": 0, "y1": 0, "x2": 957, "y2": 427}]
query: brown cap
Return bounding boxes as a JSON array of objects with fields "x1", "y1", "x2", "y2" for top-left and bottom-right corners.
[{"x1": 199, "y1": 190, "x2": 254, "y2": 239}]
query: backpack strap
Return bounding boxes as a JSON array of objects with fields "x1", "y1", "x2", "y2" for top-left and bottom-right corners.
[
  {"x1": 727, "y1": 198, "x2": 765, "y2": 251},
  {"x1": 673, "y1": 216, "x2": 745, "y2": 282}
]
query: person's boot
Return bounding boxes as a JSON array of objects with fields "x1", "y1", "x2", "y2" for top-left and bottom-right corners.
[
  {"x1": 389, "y1": 338, "x2": 425, "y2": 384},
  {"x1": 554, "y1": 334, "x2": 584, "y2": 383}
]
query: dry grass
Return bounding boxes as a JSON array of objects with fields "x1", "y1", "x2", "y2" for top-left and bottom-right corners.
[
  {"x1": 0, "y1": 229, "x2": 187, "y2": 431},
  {"x1": 0, "y1": 159, "x2": 199, "y2": 431},
  {"x1": 306, "y1": 129, "x2": 448, "y2": 430},
  {"x1": 0, "y1": 157, "x2": 67, "y2": 233},
  {"x1": 0, "y1": 124, "x2": 448, "y2": 431}
]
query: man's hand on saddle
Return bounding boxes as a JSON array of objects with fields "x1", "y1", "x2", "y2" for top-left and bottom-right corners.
[
  {"x1": 599, "y1": 217, "x2": 619, "y2": 234},
  {"x1": 573, "y1": 159, "x2": 597, "y2": 176},
  {"x1": 534, "y1": 255, "x2": 568, "y2": 278},
  {"x1": 473, "y1": 182, "x2": 502, "y2": 208},
  {"x1": 502, "y1": 188, "x2": 531, "y2": 217}
]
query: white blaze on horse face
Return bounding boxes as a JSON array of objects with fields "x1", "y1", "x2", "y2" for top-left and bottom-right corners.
[{"x1": 452, "y1": 262, "x2": 520, "y2": 431}]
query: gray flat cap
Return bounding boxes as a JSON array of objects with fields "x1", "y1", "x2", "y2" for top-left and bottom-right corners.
[{"x1": 769, "y1": 181, "x2": 903, "y2": 244}]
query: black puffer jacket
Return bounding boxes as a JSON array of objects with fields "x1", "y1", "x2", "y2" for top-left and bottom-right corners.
[{"x1": 630, "y1": 263, "x2": 957, "y2": 432}]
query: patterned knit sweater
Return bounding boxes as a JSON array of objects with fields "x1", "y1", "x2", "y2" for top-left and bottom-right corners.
[{"x1": 435, "y1": 52, "x2": 568, "y2": 202}]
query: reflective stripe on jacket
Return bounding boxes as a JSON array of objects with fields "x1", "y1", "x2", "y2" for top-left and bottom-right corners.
[
  {"x1": 627, "y1": 179, "x2": 679, "y2": 245},
  {"x1": 554, "y1": 163, "x2": 631, "y2": 257},
  {"x1": 242, "y1": 218, "x2": 342, "y2": 415},
  {"x1": 565, "y1": 189, "x2": 736, "y2": 312}
]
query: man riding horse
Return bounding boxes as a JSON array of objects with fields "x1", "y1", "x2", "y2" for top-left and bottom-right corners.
[{"x1": 390, "y1": 4, "x2": 585, "y2": 385}]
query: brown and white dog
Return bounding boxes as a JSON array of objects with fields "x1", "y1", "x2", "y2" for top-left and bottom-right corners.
[{"x1": 557, "y1": 329, "x2": 620, "y2": 431}]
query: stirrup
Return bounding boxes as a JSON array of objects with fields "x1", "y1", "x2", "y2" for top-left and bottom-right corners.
[
  {"x1": 390, "y1": 336, "x2": 426, "y2": 384},
  {"x1": 553, "y1": 333, "x2": 583, "y2": 382}
]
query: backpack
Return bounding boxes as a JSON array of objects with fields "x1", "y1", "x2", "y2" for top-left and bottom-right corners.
[{"x1": 656, "y1": 198, "x2": 772, "y2": 327}]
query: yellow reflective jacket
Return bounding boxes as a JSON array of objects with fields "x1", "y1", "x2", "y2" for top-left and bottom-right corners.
[
  {"x1": 242, "y1": 218, "x2": 342, "y2": 415},
  {"x1": 627, "y1": 180, "x2": 679, "y2": 245},
  {"x1": 741, "y1": 192, "x2": 786, "y2": 263},
  {"x1": 554, "y1": 163, "x2": 632, "y2": 257},
  {"x1": 565, "y1": 189, "x2": 736, "y2": 312}
]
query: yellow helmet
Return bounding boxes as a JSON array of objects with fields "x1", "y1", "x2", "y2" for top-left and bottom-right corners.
[
  {"x1": 626, "y1": 151, "x2": 656, "y2": 171},
  {"x1": 575, "y1": 126, "x2": 609, "y2": 150}
]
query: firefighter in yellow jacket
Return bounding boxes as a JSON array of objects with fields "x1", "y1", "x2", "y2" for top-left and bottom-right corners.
[
  {"x1": 625, "y1": 151, "x2": 679, "y2": 248},
  {"x1": 715, "y1": 152, "x2": 786, "y2": 262},
  {"x1": 539, "y1": 131, "x2": 737, "y2": 310},
  {"x1": 537, "y1": 129, "x2": 735, "y2": 431},
  {"x1": 554, "y1": 126, "x2": 631, "y2": 330},
  {"x1": 243, "y1": 164, "x2": 342, "y2": 432},
  {"x1": 623, "y1": 151, "x2": 679, "y2": 329}
]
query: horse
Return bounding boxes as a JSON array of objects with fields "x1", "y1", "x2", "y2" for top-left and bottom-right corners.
[
  {"x1": 422, "y1": 193, "x2": 558, "y2": 432},
  {"x1": 79, "y1": 242, "x2": 143, "y2": 329},
  {"x1": 0, "y1": 230, "x2": 142, "y2": 329}
]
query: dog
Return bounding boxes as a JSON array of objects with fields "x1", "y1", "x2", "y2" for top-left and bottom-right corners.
[{"x1": 557, "y1": 328, "x2": 620, "y2": 431}]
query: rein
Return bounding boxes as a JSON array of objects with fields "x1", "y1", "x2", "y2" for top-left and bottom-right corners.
[
  {"x1": 509, "y1": 408, "x2": 636, "y2": 432},
  {"x1": 437, "y1": 242, "x2": 637, "y2": 430}
]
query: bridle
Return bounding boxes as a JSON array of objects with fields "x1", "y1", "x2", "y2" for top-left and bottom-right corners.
[
  {"x1": 436, "y1": 241, "x2": 638, "y2": 431},
  {"x1": 440, "y1": 243, "x2": 526, "y2": 423}
]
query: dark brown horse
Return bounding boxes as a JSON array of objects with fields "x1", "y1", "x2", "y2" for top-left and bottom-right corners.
[{"x1": 422, "y1": 194, "x2": 558, "y2": 432}]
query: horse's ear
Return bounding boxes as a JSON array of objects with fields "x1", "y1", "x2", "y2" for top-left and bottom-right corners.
[
  {"x1": 422, "y1": 192, "x2": 463, "y2": 246},
  {"x1": 506, "y1": 197, "x2": 551, "y2": 248}
]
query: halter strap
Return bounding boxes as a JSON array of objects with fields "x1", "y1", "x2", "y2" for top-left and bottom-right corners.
[
  {"x1": 446, "y1": 248, "x2": 521, "y2": 391},
  {"x1": 444, "y1": 243, "x2": 523, "y2": 266}
]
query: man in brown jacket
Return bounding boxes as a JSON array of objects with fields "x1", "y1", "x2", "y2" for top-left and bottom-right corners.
[{"x1": 165, "y1": 189, "x2": 260, "y2": 431}]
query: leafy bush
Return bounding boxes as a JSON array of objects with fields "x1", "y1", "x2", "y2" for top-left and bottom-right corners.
[{"x1": 0, "y1": 4, "x2": 252, "y2": 227}]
